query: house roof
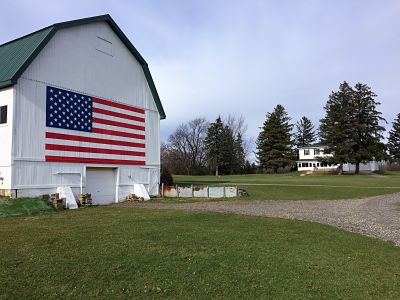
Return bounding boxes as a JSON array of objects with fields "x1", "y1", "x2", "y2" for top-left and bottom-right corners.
[
  {"x1": 297, "y1": 144, "x2": 327, "y2": 149},
  {"x1": 296, "y1": 159, "x2": 320, "y2": 162},
  {"x1": 0, "y1": 14, "x2": 166, "y2": 119}
]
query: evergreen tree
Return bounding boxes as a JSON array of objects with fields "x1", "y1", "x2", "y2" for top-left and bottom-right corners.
[
  {"x1": 319, "y1": 81, "x2": 354, "y2": 172},
  {"x1": 205, "y1": 117, "x2": 234, "y2": 175},
  {"x1": 205, "y1": 117, "x2": 224, "y2": 176},
  {"x1": 320, "y1": 82, "x2": 386, "y2": 174},
  {"x1": 220, "y1": 124, "x2": 235, "y2": 175},
  {"x1": 233, "y1": 132, "x2": 246, "y2": 174},
  {"x1": 295, "y1": 116, "x2": 316, "y2": 147},
  {"x1": 256, "y1": 104, "x2": 295, "y2": 173},
  {"x1": 244, "y1": 160, "x2": 257, "y2": 174},
  {"x1": 351, "y1": 83, "x2": 386, "y2": 173},
  {"x1": 388, "y1": 113, "x2": 400, "y2": 162}
]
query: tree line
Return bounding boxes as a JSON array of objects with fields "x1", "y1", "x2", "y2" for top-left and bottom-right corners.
[
  {"x1": 162, "y1": 81, "x2": 400, "y2": 176},
  {"x1": 162, "y1": 115, "x2": 256, "y2": 176}
]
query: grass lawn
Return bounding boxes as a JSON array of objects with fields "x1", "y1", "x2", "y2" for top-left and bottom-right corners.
[
  {"x1": 173, "y1": 171, "x2": 400, "y2": 200},
  {"x1": 1, "y1": 207, "x2": 400, "y2": 299}
]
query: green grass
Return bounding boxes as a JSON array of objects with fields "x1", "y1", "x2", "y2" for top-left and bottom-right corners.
[
  {"x1": 1, "y1": 207, "x2": 399, "y2": 299},
  {"x1": 172, "y1": 172, "x2": 400, "y2": 200},
  {"x1": 0, "y1": 197, "x2": 55, "y2": 217}
]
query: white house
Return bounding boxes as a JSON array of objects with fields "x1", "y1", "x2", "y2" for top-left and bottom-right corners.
[
  {"x1": 297, "y1": 145, "x2": 384, "y2": 173},
  {"x1": 297, "y1": 145, "x2": 336, "y2": 172},
  {"x1": 0, "y1": 15, "x2": 166, "y2": 204}
]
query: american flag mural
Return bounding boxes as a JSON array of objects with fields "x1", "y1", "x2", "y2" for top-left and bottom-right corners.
[{"x1": 45, "y1": 86, "x2": 146, "y2": 165}]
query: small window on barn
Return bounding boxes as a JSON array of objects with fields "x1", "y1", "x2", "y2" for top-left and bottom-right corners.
[
  {"x1": 304, "y1": 149, "x2": 310, "y2": 155},
  {"x1": 0, "y1": 106, "x2": 7, "y2": 124}
]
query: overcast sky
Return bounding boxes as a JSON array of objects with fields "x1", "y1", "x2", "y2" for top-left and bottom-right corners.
[{"x1": 2, "y1": 0, "x2": 399, "y2": 155}]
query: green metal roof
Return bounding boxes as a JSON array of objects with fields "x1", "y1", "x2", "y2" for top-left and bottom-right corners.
[
  {"x1": 0, "y1": 26, "x2": 53, "y2": 88},
  {"x1": 0, "y1": 14, "x2": 166, "y2": 119}
]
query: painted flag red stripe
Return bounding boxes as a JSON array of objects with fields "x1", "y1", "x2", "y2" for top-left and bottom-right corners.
[
  {"x1": 93, "y1": 97, "x2": 145, "y2": 114},
  {"x1": 45, "y1": 155, "x2": 146, "y2": 165},
  {"x1": 45, "y1": 144, "x2": 146, "y2": 157},
  {"x1": 93, "y1": 107, "x2": 145, "y2": 123},
  {"x1": 45, "y1": 132, "x2": 145, "y2": 148},
  {"x1": 93, "y1": 117, "x2": 145, "y2": 131},
  {"x1": 92, "y1": 127, "x2": 145, "y2": 140}
]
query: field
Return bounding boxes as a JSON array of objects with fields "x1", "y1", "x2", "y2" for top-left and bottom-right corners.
[
  {"x1": 174, "y1": 172, "x2": 400, "y2": 200},
  {"x1": 1, "y1": 207, "x2": 400, "y2": 299},
  {"x1": 1, "y1": 173, "x2": 400, "y2": 298}
]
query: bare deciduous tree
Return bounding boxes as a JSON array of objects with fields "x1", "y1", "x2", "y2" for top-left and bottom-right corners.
[
  {"x1": 224, "y1": 114, "x2": 252, "y2": 157},
  {"x1": 162, "y1": 118, "x2": 209, "y2": 175}
]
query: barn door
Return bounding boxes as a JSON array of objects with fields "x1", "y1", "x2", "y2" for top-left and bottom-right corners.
[{"x1": 86, "y1": 167, "x2": 116, "y2": 205}]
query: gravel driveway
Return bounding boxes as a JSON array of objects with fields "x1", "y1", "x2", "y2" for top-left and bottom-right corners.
[{"x1": 116, "y1": 193, "x2": 400, "y2": 246}]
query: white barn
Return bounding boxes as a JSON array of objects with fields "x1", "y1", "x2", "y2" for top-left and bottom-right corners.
[{"x1": 0, "y1": 15, "x2": 166, "y2": 204}]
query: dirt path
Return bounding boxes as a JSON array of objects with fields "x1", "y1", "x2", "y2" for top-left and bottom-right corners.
[{"x1": 115, "y1": 193, "x2": 400, "y2": 246}]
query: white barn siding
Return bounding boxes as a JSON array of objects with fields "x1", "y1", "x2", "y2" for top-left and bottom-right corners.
[
  {"x1": 21, "y1": 22, "x2": 158, "y2": 112},
  {"x1": 145, "y1": 110, "x2": 160, "y2": 166},
  {"x1": 117, "y1": 166, "x2": 150, "y2": 199},
  {"x1": 0, "y1": 87, "x2": 13, "y2": 193},
  {"x1": 12, "y1": 79, "x2": 44, "y2": 160},
  {"x1": 12, "y1": 160, "x2": 83, "y2": 198},
  {"x1": 11, "y1": 21, "x2": 161, "y2": 198}
]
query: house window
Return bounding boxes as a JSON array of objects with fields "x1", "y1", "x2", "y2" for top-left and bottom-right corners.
[
  {"x1": 304, "y1": 149, "x2": 310, "y2": 155},
  {"x1": 298, "y1": 163, "x2": 301, "y2": 168},
  {"x1": 0, "y1": 106, "x2": 7, "y2": 124},
  {"x1": 314, "y1": 149, "x2": 320, "y2": 155}
]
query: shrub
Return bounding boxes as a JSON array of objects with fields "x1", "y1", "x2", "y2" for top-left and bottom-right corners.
[
  {"x1": 387, "y1": 162, "x2": 400, "y2": 171},
  {"x1": 160, "y1": 165, "x2": 173, "y2": 186},
  {"x1": 0, "y1": 198, "x2": 54, "y2": 217}
]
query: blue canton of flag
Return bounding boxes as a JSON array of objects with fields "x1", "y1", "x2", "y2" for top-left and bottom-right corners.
[{"x1": 46, "y1": 86, "x2": 93, "y2": 132}]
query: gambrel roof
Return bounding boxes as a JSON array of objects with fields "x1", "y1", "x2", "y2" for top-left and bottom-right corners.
[{"x1": 0, "y1": 14, "x2": 166, "y2": 119}]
